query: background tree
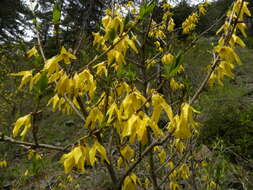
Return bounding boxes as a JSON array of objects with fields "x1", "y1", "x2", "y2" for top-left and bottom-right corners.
[{"x1": 0, "y1": 0, "x2": 32, "y2": 43}]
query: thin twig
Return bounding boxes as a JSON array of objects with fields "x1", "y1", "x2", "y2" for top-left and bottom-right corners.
[
  {"x1": 117, "y1": 129, "x2": 174, "y2": 189},
  {"x1": 189, "y1": 53, "x2": 219, "y2": 105},
  {"x1": 63, "y1": 94, "x2": 86, "y2": 122},
  {"x1": 0, "y1": 134, "x2": 66, "y2": 152},
  {"x1": 79, "y1": 19, "x2": 140, "y2": 71},
  {"x1": 183, "y1": 13, "x2": 226, "y2": 54},
  {"x1": 159, "y1": 150, "x2": 189, "y2": 187},
  {"x1": 36, "y1": 29, "x2": 46, "y2": 62},
  {"x1": 189, "y1": 0, "x2": 245, "y2": 105}
]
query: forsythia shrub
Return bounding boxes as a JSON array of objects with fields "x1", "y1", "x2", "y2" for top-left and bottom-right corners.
[{"x1": 1, "y1": 0, "x2": 252, "y2": 189}]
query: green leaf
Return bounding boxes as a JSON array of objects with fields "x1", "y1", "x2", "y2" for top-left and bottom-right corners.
[
  {"x1": 35, "y1": 72, "x2": 48, "y2": 93},
  {"x1": 163, "y1": 51, "x2": 184, "y2": 78},
  {"x1": 107, "y1": 28, "x2": 117, "y2": 42},
  {"x1": 117, "y1": 65, "x2": 137, "y2": 81},
  {"x1": 34, "y1": 56, "x2": 43, "y2": 67},
  {"x1": 139, "y1": 1, "x2": 156, "y2": 19},
  {"x1": 123, "y1": 13, "x2": 131, "y2": 30},
  {"x1": 53, "y1": 3, "x2": 61, "y2": 24}
]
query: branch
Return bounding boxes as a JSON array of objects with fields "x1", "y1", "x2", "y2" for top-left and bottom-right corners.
[
  {"x1": 183, "y1": 13, "x2": 226, "y2": 54},
  {"x1": 63, "y1": 94, "x2": 86, "y2": 122},
  {"x1": 117, "y1": 130, "x2": 174, "y2": 189},
  {"x1": 147, "y1": 130, "x2": 160, "y2": 190},
  {"x1": 189, "y1": 0, "x2": 245, "y2": 105},
  {"x1": 159, "y1": 150, "x2": 189, "y2": 187},
  {"x1": 189, "y1": 53, "x2": 219, "y2": 105},
  {"x1": 79, "y1": 19, "x2": 140, "y2": 71},
  {"x1": 0, "y1": 134, "x2": 66, "y2": 152},
  {"x1": 34, "y1": 21, "x2": 46, "y2": 62}
]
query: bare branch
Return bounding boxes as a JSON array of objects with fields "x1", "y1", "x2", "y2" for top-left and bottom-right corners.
[
  {"x1": 0, "y1": 134, "x2": 66, "y2": 152},
  {"x1": 63, "y1": 94, "x2": 86, "y2": 122}
]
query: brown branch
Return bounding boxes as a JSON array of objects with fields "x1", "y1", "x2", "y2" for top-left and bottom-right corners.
[
  {"x1": 76, "y1": 95, "x2": 88, "y2": 117},
  {"x1": 189, "y1": 0, "x2": 245, "y2": 105},
  {"x1": 117, "y1": 130, "x2": 174, "y2": 189},
  {"x1": 63, "y1": 94, "x2": 86, "y2": 122},
  {"x1": 147, "y1": 129, "x2": 160, "y2": 190},
  {"x1": 183, "y1": 13, "x2": 226, "y2": 54},
  {"x1": 0, "y1": 134, "x2": 66, "y2": 152},
  {"x1": 159, "y1": 150, "x2": 189, "y2": 187},
  {"x1": 36, "y1": 30, "x2": 46, "y2": 62},
  {"x1": 73, "y1": 33, "x2": 85, "y2": 56},
  {"x1": 189, "y1": 53, "x2": 219, "y2": 105}
]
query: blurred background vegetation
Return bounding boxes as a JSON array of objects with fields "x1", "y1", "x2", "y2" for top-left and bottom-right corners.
[{"x1": 0, "y1": 0, "x2": 252, "y2": 189}]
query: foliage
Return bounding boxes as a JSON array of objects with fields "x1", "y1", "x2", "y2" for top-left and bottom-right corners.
[
  {"x1": 0, "y1": 0, "x2": 253, "y2": 190},
  {"x1": 201, "y1": 83, "x2": 253, "y2": 159}
]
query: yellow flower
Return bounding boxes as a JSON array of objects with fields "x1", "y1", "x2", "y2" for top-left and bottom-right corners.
[
  {"x1": 201, "y1": 160, "x2": 208, "y2": 167},
  {"x1": 89, "y1": 141, "x2": 110, "y2": 166},
  {"x1": 84, "y1": 107, "x2": 104, "y2": 129},
  {"x1": 179, "y1": 163, "x2": 190, "y2": 179},
  {"x1": 13, "y1": 114, "x2": 32, "y2": 137},
  {"x1": 209, "y1": 181, "x2": 217, "y2": 188},
  {"x1": 169, "y1": 182, "x2": 180, "y2": 190},
  {"x1": 93, "y1": 62, "x2": 108, "y2": 77},
  {"x1": 167, "y1": 161, "x2": 174, "y2": 169},
  {"x1": 146, "y1": 59, "x2": 157, "y2": 69},
  {"x1": 169, "y1": 103, "x2": 199, "y2": 139},
  {"x1": 92, "y1": 32, "x2": 106, "y2": 49},
  {"x1": 162, "y1": 3, "x2": 172, "y2": 10},
  {"x1": 0, "y1": 160, "x2": 7, "y2": 168},
  {"x1": 198, "y1": 4, "x2": 206, "y2": 15},
  {"x1": 167, "y1": 18, "x2": 175, "y2": 31},
  {"x1": 229, "y1": 34, "x2": 246, "y2": 48},
  {"x1": 173, "y1": 139, "x2": 185, "y2": 153},
  {"x1": 102, "y1": 15, "x2": 111, "y2": 29},
  {"x1": 182, "y1": 13, "x2": 199, "y2": 34},
  {"x1": 10, "y1": 70, "x2": 33, "y2": 90},
  {"x1": 107, "y1": 50, "x2": 126, "y2": 66},
  {"x1": 161, "y1": 53, "x2": 174, "y2": 64},
  {"x1": 44, "y1": 56, "x2": 61, "y2": 74},
  {"x1": 234, "y1": 0, "x2": 251, "y2": 20},
  {"x1": 154, "y1": 41, "x2": 160, "y2": 48},
  {"x1": 24, "y1": 169, "x2": 29, "y2": 176},
  {"x1": 170, "y1": 78, "x2": 184, "y2": 90},
  {"x1": 58, "y1": 47, "x2": 76, "y2": 64},
  {"x1": 122, "y1": 173, "x2": 139, "y2": 190},
  {"x1": 120, "y1": 145, "x2": 135, "y2": 161},
  {"x1": 214, "y1": 45, "x2": 242, "y2": 64},
  {"x1": 60, "y1": 145, "x2": 88, "y2": 173},
  {"x1": 126, "y1": 1, "x2": 134, "y2": 7},
  {"x1": 26, "y1": 47, "x2": 38, "y2": 58}
]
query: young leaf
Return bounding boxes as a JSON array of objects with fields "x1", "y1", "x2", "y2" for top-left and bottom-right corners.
[
  {"x1": 35, "y1": 72, "x2": 48, "y2": 93},
  {"x1": 139, "y1": 1, "x2": 156, "y2": 19},
  {"x1": 163, "y1": 51, "x2": 184, "y2": 78},
  {"x1": 53, "y1": 3, "x2": 61, "y2": 24}
]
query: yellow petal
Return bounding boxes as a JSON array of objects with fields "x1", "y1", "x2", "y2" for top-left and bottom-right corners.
[
  {"x1": 89, "y1": 144, "x2": 97, "y2": 166},
  {"x1": 120, "y1": 145, "x2": 134, "y2": 160},
  {"x1": 95, "y1": 141, "x2": 110, "y2": 164},
  {"x1": 63, "y1": 157, "x2": 75, "y2": 173},
  {"x1": 13, "y1": 114, "x2": 32, "y2": 137},
  {"x1": 26, "y1": 47, "x2": 38, "y2": 58},
  {"x1": 72, "y1": 146, "x2": 83, "y2": 164},
  {"x1": 126, "y1": 38, "x2": 138, "y2": 53}
]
